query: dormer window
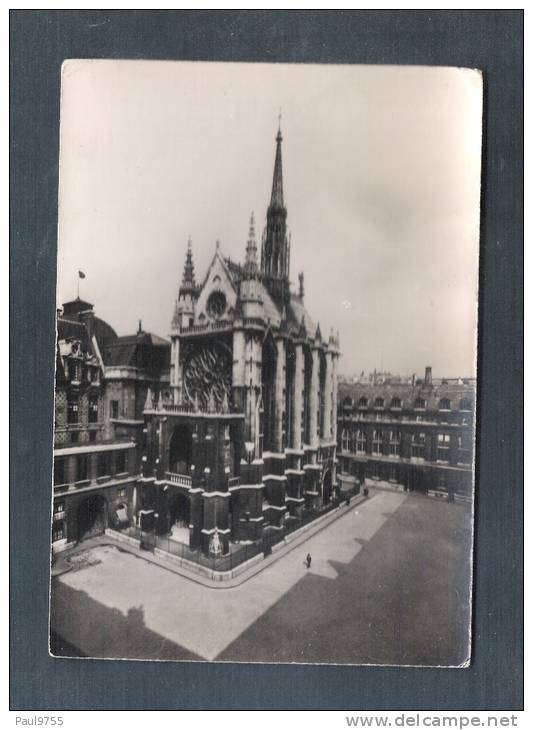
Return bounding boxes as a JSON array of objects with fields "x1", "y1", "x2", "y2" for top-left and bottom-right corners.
[
  {"x1": 414, "y1": 397, "x2": 426, "y2": 410},
  {"x1": 358, "y1": 397, "x2": 368, "y2": 409},
  {"x1": 374, "y1": 397, "x2": 384, "y2": 409},
  {"x1": 439, "y1": 398, "x2": 451, "y2": 411},
  {"x1": 391, "y1": 397, "x2": 402, "y2": 410}
]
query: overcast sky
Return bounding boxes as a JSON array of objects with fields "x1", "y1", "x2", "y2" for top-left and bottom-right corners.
[{"x1": 57, "y1": 60, "x2": 482, "y2": 378}]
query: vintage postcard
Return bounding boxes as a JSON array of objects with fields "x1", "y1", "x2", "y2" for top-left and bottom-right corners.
[{"x1": 50, "y1": 60, "x2": 481, "y2": 665}]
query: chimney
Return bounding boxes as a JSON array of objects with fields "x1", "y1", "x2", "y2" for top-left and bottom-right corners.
[
  {"x1": 298, "y1": 272, "x2": 304, "y2": 299},
  {"x1": 424, "y1": 366, "x2": 432, "y2": 386}
]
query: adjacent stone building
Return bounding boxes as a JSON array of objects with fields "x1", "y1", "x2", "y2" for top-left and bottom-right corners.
[
  {"x1": 52, "y1": 299, "x2": 169, "y2": 552},
  {"x1": 337, "y1": 367, "x2": 475, "y2": 500},
  {"x1": 140, "y1": 127, "x2": 341, "y2": 554}
]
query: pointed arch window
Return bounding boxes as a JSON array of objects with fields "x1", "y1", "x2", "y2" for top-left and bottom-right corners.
[{"x1": 374, "y1": 397, "x2": 384, "y2": 410}]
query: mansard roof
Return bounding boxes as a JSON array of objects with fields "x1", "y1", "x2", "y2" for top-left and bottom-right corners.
[
  {"x1": 338, "y1": 379, "x2": 476, "y2": 411},
  {"x1": 102, "y1": 331, "x2": 170, "y2": 371}
]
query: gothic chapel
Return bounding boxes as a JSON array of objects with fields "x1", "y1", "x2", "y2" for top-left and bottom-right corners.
[{"x1": 141, "y1": 126, "x2": 340, "y2": 554}]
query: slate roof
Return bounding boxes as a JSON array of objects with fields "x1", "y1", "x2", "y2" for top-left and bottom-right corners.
[
  {"x1": 338, "y1": 380, "x2": 476, "y2": 412},
  {"x1": 102, "y1": 332, "x2": 170, "y2": 373}
]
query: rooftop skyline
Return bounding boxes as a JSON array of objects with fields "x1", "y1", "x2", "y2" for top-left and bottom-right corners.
[{"x1": 56, "y1": 60, "x2": 482, "y2": 377}]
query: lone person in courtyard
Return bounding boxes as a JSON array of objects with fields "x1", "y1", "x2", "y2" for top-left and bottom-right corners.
[{"x1": 305, "y1": 553, "x2": 312, "y2": 569}]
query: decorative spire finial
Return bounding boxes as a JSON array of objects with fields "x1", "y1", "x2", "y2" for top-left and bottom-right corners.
[
  {"x1": 180, "y1": 237, "x2": 196, "y2": 294},
  {"x1": 144, "y1": 386, "x2": 154, "y2": 412},
  {"x1": 171, "y1": 299, "x2": 179, "y2": 330},
  {"x1": 243, "y1": 211, "x2": 258, "y2": 277}
]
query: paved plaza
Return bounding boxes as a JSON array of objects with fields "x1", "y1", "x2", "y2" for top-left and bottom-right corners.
[{"x1": 50, "y1": 489, "x2": 472, "y2": 666}]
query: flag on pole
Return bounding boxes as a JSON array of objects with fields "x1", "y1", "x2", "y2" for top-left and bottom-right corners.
[{"x1": 78, "y1": 270, "x2": 86, "y2": 279}]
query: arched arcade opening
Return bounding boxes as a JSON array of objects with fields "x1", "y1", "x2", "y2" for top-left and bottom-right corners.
[{"x1": 77, "y1": 494, "x2": 107, "y2": 541}]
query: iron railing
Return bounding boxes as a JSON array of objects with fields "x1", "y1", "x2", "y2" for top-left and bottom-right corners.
[{"x1": 115, "y1": 482, "x2": 364, "y2": 573}]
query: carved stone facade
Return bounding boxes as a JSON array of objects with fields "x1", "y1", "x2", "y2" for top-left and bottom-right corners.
[
  {"x1": 142, "y1": 127, "x2": 341, "y2": 553},
  {"x1": 52, "y1": 300, "x2": 170, "y2": 553}
]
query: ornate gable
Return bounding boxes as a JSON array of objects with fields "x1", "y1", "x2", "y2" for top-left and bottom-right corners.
[{"x1": 194, "y1": 247, "x2": 238, "y2": 325}]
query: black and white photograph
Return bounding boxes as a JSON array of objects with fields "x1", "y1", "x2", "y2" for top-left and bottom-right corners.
[{"x1": 49, "y1": 59, "x2": 482, "y2": 667}]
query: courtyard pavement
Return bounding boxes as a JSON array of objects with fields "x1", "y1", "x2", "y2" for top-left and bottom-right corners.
[{"x1": 50, "y1": 489, "x2": 472, "y2": 666}]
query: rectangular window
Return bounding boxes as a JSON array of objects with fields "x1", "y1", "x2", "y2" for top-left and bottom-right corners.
[
  {"x1": 52, "y1": 521, "x2": 65, "y2": 542},
  {"x1": 116, "y1": 450, "x2": 127, "y2": 474},
  {"x1": 372, "y1": 430, "x2": 383, "y2": 455},
  {"x1": 99, "y1": 451, "x2": 112, "y2": 477},
  {"x1": 53, "y1": 458, "x2": 66, "y2": 486},
  {"x1": 77, "y1": 455, "x2": 88, "y2": 482},
  {"x1": 70, "y1": 431, "x2": 79, "y2": 444},
  {"x1": 67, "y1": 399, "x2": 79, "y2": 424},
  {"x1": 111, "y1": 400, "x2": 119, "y2": 420},
  {"x1": 389, "y1": 430, "x2": 400, "y2": 457},
  {"x1": 118, "y1": 487, "x2": 127, "y2": 499},
  {"x1": 437, "y1": 433, "x2": 451, "y2": 462},
  {"x1": 411, "y1": 432, "x2": 426, "y2": 459},
  {"x1": 54, "y1": 501, "x2": 65, "y2": 514},
  {"x1": 88, "y1": 396, "x2": 99, "y2": 423}
]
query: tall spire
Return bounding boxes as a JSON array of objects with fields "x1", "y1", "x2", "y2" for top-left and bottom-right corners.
[
  {"x1": 270, "y1": 123, "x2": 284, "y2": 208},
  {"x1": 180, "y1": 237, "x2": 196, "y2": 296},
  {"x1": 261, "y1": 121, "x2": 290, "y2": 306},
  {"x1": 243, "y1": 212, "x2": 258, "y2": 277}
]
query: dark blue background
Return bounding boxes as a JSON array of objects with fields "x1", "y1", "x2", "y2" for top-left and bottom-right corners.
[{"x1": 10, "y1": 10, "x2": 523, "y2": 710}]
